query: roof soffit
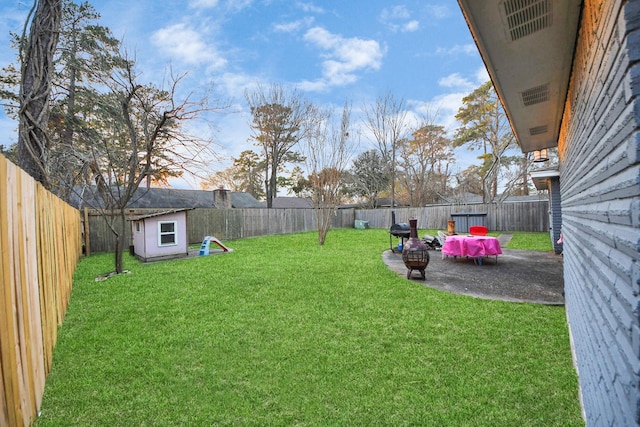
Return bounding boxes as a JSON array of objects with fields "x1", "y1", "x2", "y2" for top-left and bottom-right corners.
[{"x1": 457, "y1": 0, "x2": 582, "y2": 153}]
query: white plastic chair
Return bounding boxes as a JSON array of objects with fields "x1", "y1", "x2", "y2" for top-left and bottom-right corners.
[{"x1": 437, "y1": 231, "x2": 448, "y2": 259}]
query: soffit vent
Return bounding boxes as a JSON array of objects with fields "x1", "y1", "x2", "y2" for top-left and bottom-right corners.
[
  {"x1": 521, "y1": 83, "x2": 550, "y2": 106},
  {"x1": 529, "y1": 125, "x2": 548, "y2": 136},
  {"x1": 502, "y1": 0, "x2": 552, "y2": 41}
]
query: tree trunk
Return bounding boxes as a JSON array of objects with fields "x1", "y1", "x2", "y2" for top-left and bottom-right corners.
[
  {"x1": 267, "y1": 162, "x2": 278, "y2": 208},
  {"x1": 18, "y1": 0, "x2": 62, "y2": 186},
  {"x1": 114, "y1": 209, "x2": 126, "y2": 274}
]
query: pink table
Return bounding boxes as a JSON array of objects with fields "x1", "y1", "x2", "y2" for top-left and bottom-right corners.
[{"x1": 441, "y1": 235, "x2": 502, "y2": 264}]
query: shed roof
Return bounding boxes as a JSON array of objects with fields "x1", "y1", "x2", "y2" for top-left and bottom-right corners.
[
  {"x1": 530, "y1": 168, "x2": 560, "y2": 191},
  {"x1": 129, "y1": 208, "x2": 192, "y2": 221}
]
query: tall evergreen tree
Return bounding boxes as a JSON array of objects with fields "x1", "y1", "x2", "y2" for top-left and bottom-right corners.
[
  {"x1": 454, "y1": 81, "x2": 515, "y2": 203},
  {"x1": 245, "y1": 84, "x2": 310, "y2": 208}
]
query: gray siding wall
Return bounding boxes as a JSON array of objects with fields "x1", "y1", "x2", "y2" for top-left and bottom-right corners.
[
  {"x1": 560, "y1": 1, "x2": 640, "y2": 425},
  {"x1": 550, "y1": 178, "x2": 563, "y2": 254}
]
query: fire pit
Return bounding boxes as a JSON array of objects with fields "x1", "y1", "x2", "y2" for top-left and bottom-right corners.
[{"x1": 402, "y1": 218, "x2": 430, "y2": 279}]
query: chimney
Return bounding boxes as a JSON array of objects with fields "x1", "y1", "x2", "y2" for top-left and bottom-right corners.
[{"x1": 213, "y1": 188, "x2": 232, "y2": 209}]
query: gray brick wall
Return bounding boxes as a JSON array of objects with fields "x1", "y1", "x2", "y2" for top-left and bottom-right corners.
[
  {"x1": 560, "y1": 0, "x2": 640, "y2": 425},
  {"x1": 550, "y1": 177, "x2": 563, "y2": 254}
]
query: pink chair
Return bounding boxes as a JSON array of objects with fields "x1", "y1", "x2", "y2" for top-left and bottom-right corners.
[{"x1": 469, "y1": 225, "x2": 488, "y2": 236}]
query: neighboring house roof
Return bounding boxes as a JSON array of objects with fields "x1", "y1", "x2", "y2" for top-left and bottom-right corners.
[
  {"x1": 269, "y1": 197, "x2": 314, "y2": 209},
  {"x1": 375, "y1": 197, "x2": 409, "y2": 208},
  {"x1": 231, "y1": 192, "x2": 266, "y2": 208},
  {"x1": 69, "y1": 186, "x2": 263, "y2": 209}
]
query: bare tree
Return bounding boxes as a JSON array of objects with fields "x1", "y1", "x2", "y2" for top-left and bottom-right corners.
[
  {"x1": 18, "y1": 0, "x2": 62, "y2": 186},
  {"x1": 81, "y1": 59, "x2": 219, "y2": 273},
  {"x1": 245, "y1": 83, "x2": 311, "y2": 207},
  {"x1": 303, "y1": 102, "x2": 355, "y2": 245},
  {"x1": 362, "y1": 91, "x2": 409, "y2": 209},
  {"x1": 348, "y1": 149, "x2": 390, "y2": 208}
]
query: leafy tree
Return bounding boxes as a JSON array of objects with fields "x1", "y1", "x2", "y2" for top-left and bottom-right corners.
[
  {"x1": 453, "y1": 165, "x2": 484, "y2": 202},
  {"x1": 397, "y1": 123, "x2": 454, "y2": 206},
  {"x1": 201, "y1": 150, "x2": 265, "y2": 199},
  {"x1": 17, "y1": 0, "x2": 62, "y2": 186},
  {"x1": 496, "y1": 153, "x2": 533, "y2": 199},
  {"x1": 454, "y1": 81, "x2": 516, "y2": 202},
  {"x1": 274, "y1": 152, "x2": 307, "y2": 194},
  {"x1": 245, "y1": 84, "x2": 311, "y2": 207},
  {"x1": 362, "y1": 91, "x2": 409, "y2": 208},
  {"x1": 349, "y1": 149, "x2": 389, "y2": 208},
  {"x1": 283, "y1": 166, "x2": 310, "y2": 197},
  {"x1": 201, "y1": 167, "x2": 244, "y2": 192},
  {"x1": 3, "y1": 0, "x2": 128, "y2": 196},
  {"x1": 4, "y1": 1, "x2": 187, "y2": 198},
  {"x1": 49, "y1": 0, "x2": 126, "y2": 196},
  {"x1": 0, "y1": 58, "x2": 20, "y2": 115},
  {"x1": 233, "y1": 150, "x2": 264, "y2": 198}
]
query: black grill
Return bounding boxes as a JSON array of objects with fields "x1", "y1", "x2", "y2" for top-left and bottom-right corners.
[
  {"x1": 390, "y1": 223, "x2": 410, "y2": 238},
  {"x1": 389, "y1": 222, "x2": 410, "y2": 252}
]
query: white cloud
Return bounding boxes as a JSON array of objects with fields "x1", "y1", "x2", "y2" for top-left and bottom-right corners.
[
  {"x1": 273, "y1": 17, "x2": 314, "y2": 33},
  {"x1": 296, "y1": 2, "x2": 325, "y2": 14},
  {"x1": 380, "y1": 6, "x2": 420, "y2": 32},
  {"x1": 215, "y1": 72, "x2": 264, "y2": 99},
  {"x1": 382, "y1": 5, "x2": 410, "y2": 20},
  {"x1": 301, "y1": 26, "x2": 384, "y2": 91},
  {"x1": 435, "y1": 44, "x2": 477, "y2": 56},
  {"x1": 475, "y1": 66, "x2": 490, "y2": 84},
  {"x1": 189, "y1": 0, "x2": 254, "y2": 12},
  {"x1": 426, "y1": 5, "x2": 450, "y2": 19},
  {"x1": 189, "y1": 0, "x2": 219, "y2": 8},
  {"x1": 438, "y1": 73, "x2": 474, "y2": 89},
  {"x1": 151, "y1": 23, "x2": 227, "y2": 70},
  {"x1": 403, "y1": 20, "x2": 419, "y2": 32},
  {"x1": 225, "y1": 0, "x2": 255, "y2": 12}
]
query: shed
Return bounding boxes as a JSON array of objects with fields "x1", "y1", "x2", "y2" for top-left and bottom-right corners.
[
  {"x1": 131, "y1": 209, "x2": 191, "y2": 262},
  {"x1": 450, "y1": 212, "x2": 487, "y2": 234}
]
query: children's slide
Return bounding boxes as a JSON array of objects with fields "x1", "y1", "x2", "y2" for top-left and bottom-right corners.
[{"x1": 199, "y1": 236, "x2": 232, "y2": 255}]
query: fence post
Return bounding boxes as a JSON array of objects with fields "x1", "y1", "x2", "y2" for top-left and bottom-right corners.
[{"x1": 83, "y1": 207, "x2": 90, "y2": 256}]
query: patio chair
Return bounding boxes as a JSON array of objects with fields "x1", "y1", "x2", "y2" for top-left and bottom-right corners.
[
  {"x1": 437, "y1": 231, "x2": 448, "y2": 259},
  {"x1": 469, "y1": 225, "x2": 488, "y2": 236}
]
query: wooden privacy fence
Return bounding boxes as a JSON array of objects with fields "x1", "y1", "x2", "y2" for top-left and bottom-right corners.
[
  {"x1": 355, "y1": 200, "x2": 549, "y2": 232},
  {"x1": 0, "y1": 154, "x2": 83, "y2": 427},
  {"x1": 85, "y1": 207, "x2": 356, "y2": 253},
  {"x1": 85, "y1": 200, "x2": 548, "y2": 253}
]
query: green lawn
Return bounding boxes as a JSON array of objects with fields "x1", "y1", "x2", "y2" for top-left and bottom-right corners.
[{"x1": 36, "y1": 229, "x2": 581, "y2": 426}]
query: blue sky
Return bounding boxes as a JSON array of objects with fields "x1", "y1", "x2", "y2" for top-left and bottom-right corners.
[{"x1": 0, "y1": 0, "x2": 490, "y2": 188}]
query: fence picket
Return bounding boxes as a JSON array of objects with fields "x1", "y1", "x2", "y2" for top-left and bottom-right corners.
[
  {"x1": 85, "y1": 201, "x2": 549, "y2": 254},
  {"x1": 0, "y1": 154, "x2": 82, "y2": 426}
]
